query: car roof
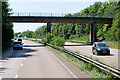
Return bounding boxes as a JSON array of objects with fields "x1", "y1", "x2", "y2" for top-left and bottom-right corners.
[
  {"x1": 94, "y1": 42, "x2": 106, "y2": 44},
  {"x1": 14, "y1": 41, "x2": 21, "y2": 42}
]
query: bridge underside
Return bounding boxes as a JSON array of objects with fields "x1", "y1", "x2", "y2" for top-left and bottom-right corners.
[
  {"x1": 8, "y1": 16, "x2": 113, "y2": 44},
  {"x1": 9, "y1": 16, "x2": 113, "y2": 24}
]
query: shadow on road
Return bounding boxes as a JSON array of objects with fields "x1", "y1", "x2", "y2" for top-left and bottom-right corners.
[
  {"x1": 64, "y1": 44, "x2": 92, "y2": 46},
  {"x1": 97, "y1": 54, "x2": 114, "y2": 56},
  {"x1": 0, "y1": 67, "x2": 9, "y2": 73},
  {"x1": 2, "y1": 47, "x2": 39, "y2": 60}
]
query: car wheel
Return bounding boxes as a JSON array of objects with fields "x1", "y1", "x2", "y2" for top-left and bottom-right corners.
[
  {"x1": 108, "y1": 53, "x2": 110, "y2": 55},
  {"x1": 13, "y1": 47, "x2": 15, "y2": 50},
  {"x1": 21, "y1": 47, "x2": 23, "y2": 50},
  {"x1": 93, "y1": 52, "x2": 95, "y2": 55},
  {"x1": 95, "y1": 50, "x2": 98, "y2": 55}
]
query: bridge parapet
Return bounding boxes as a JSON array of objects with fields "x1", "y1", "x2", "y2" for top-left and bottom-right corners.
[
  {"x1": 10, "y1": 12, "x2": 65, "y2": 17},
  {"x1": 10, "y1": 12, "x2": 114, "y2": 18}
]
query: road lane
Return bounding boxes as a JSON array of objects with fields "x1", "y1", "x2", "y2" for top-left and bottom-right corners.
[
  {"x1": 2, "y1": 40, "x2": 89, "y2": 78},
  {"x1": 1, "y1": 47, "x2": 30, "y2": 78},
  {"x1": 18, "y1": 41, "x2": 73, "y2": 78},
  {"x1": 64, "y1": 42, "x2": 120, "y2": 69}
]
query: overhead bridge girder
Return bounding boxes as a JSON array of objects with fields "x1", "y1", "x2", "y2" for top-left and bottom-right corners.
[{"x1": 8, "y1": 16, "x2": 113, "y2": 43}]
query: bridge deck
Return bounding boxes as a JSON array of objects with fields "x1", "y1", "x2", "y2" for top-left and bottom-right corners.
[{"x1": 8, "y1": 16, "x2": 113, "y2": 24}]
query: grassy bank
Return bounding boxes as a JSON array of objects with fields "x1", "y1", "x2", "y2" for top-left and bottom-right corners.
[
  {"x1": 67, "y1": 35, "x2": 89, "y2": 42},
  {"x1": 103, "y1": 41, "x2": 119, "y2": 49},
  {"x1": 67, "y1": 35, "x2": 119, "y2": 49},
  {"x1": 48, "y1": 46, "x2": 117, "y2": 79}
]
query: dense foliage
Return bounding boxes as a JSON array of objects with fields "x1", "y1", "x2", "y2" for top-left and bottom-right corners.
[
  {"x1": 21, "y1": 30, "x2": 34, "y2": 38},
  {"x1": 2, "y1": 2, "x2": 14, "y2": 51},
  {"x1": 14, "y1": 32, "x2": 21, "y2": 37},
  {"x1": 33, "y1": 1, "x2": 120, "y2": 44}
]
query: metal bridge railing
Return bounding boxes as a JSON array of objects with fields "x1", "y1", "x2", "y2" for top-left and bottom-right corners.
[
  {"x1": 10, "y1": 12, "x2": 65, "y2": 17},
  {"x1": 9, "y1": 12, "x2": 114, "y2": 18}
]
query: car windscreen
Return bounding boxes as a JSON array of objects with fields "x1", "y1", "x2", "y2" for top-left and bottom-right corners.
[{"x1": 97, "y1": 43, "x2": 107, "y2": 47}]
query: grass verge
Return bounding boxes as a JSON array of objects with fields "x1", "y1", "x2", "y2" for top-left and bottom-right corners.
[{"x1": 48, "y1": 47, "x2": 118, "y2": 79}]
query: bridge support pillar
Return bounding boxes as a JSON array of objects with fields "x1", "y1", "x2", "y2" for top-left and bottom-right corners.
[
  {"x1": 0, "y1": 1, "x2": 2, "y2": 59},
  {"x1": 90, "y1": 23, "x2": 97, "y2": 44},
  {"x1": 47, "y1": 22, "x2": 51, "y2": 33}
]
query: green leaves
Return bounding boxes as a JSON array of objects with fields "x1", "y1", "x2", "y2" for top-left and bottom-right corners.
[
  {"x1": 22, "y1": 30, "x2": 34, "y2": 38},
  {"x1": 2, "y1": 2, "x2": 14, "y2": 42},
  {"x1": 33, "y1": 1, "x2": 119, "y2": 44}
]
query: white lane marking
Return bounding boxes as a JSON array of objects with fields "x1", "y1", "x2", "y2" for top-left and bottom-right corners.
[
  {"x1": 21, "y1": 64, "x2": 23, "y2": 67},
  {"x1": 50, "y1": 52, "x2": 78, "y2": 79},
  {"x1": 24, "y1": 58, "x2": 27, "y2": 60},
  {"x1": 15, "y1": 74, "x2": 19, "y2": 78}
]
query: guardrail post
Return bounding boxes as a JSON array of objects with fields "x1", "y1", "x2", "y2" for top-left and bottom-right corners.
[
  {"x1": 40, "y1": 13, "x2": 41, "y2": 16},
  {"x1": 51, "y1": 13, "x2": 52, "y2": 17},
  {"x1": 62, "y1": 14, "x2": 63, "y2": 17},
  {"x1": 29, "y1": 13, "x2": 30, "y2": 16},
  {"x1": 18, "y1": 13, "x2": 19, "y2": 16}
]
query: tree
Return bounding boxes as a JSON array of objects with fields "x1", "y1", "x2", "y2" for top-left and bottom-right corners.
[
  {"x1": 14, "y1": 32, "x2": 21, "y2": 37},
  {"x1": 22, "y1": 30, "x2": 34, "y2": 38},
  {"x1": 33, "y1": 1, "x2": 119, "y2": 43},
  {"x1": 2, "y1": 2, "x2": 14, "y2": 51}
]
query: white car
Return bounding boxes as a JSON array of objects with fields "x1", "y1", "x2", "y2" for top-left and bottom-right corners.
[
  {"x1": 24, "y1": 36, "x2": 28, "y2": 40},
  {"x1": 18, "y1": 38, "x2": 22, "y2": 42},
  {"x1": 13, "y1": 41, "x2": 23, "y2": 50}
]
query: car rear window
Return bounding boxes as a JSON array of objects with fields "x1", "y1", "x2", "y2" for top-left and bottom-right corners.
[{"x1": 14, "y1": 42, "x2": 21, "y2": 44}]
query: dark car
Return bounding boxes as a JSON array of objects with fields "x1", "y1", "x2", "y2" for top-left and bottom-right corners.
[
  {"x1": 14, "y1": 37, "x2": 17, "y2": 40},
  {"x1": 92, "y1": 42, "x2": 110, "y2": 55}
]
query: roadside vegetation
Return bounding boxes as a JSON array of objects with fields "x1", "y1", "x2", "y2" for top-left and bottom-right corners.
[
  {"x1": 34, "y1": 1, "x2": 120, "y2": 48},
  {"x1": 2, "y1": 2, "x2": 14, "y2": 52},
  {"x1": 29, "y1": 39, "x2": 118, "y2": 78},
  {"x1": 48, "y1": 46, "x2": 118, "y2": 79},
  {"x1": 15, "y1": 1, "x2": 120, "y2": 49}
]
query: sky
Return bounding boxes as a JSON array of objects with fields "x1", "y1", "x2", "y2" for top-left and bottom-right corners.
[{"x1": 8, "y1": 0, "x2": 108, "y2": 33}]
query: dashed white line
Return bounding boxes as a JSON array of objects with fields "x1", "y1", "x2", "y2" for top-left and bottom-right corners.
[
  {"x1": 21, "y1": 64, "x2": 23, "y2": 67},
  {"x1": 50, "y1": 52, "x2": 78, "y2": 79},
  {"x1": 24, "y1": 58, "x2": 27, "y2": 60},
  {"x1": 15, "y1": 74, "x2": 19, "y2": 78}
]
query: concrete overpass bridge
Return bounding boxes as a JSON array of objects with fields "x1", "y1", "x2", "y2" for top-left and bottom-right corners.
[{"x1": 8, "y1": 13, "x2": 113, "y2": 43}]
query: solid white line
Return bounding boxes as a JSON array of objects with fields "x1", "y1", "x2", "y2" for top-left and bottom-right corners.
[
  {"x1": 15, "y1": 74, "x2": 19, "y2": 78},
  {"x1": 21, "y1": 64, "x2": 23, "y2": 67},
  {"x1": 50, "y1": 52, "x2": 78, "y2": 79}
]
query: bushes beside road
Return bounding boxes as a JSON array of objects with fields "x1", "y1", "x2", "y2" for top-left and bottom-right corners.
[{"x1": 42, "y1": 33, "x2": 65, "y2": 47}]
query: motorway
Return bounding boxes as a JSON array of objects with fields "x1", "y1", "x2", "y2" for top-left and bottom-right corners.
[
  {"x1": 1, "y1": 40, "x2": 89, "y2": 78},
  {"x1": 64, "y1": 42, "x2": 120, "y2": 69}
]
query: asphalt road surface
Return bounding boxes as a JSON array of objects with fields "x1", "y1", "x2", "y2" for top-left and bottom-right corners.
[
  {"x1": 1, "y1": 40, "x2": 89, "y2": 79},
  {"x1": 64, "y1": 42, "x2": 120, "y2": 69}
]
